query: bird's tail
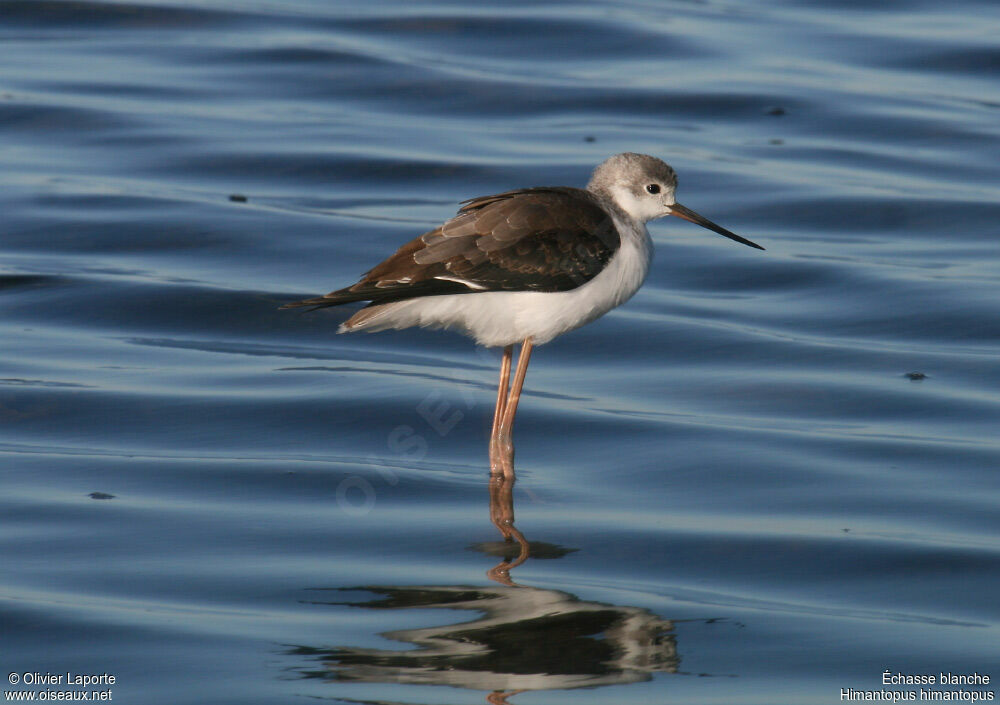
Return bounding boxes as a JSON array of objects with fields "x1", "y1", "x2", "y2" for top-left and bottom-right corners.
[
  {"x1": 279, "y1": 288, "x2": 369, "y2": 311},
  {"x1": 281, "y1": 277, "x2": 473, "y2": 312}
]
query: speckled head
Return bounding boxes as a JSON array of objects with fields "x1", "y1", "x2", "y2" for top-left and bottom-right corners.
[
  {"x1": 587, "y1": 153, "x2": 764, "y2": 250},
  {"x1": 586, "y1": 153, "x2": 679, "y2": 223}
]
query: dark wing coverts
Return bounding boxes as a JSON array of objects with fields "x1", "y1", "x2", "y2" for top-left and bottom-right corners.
[{"x1": 282, "y1": 187, "x2": 620, "y2": 310}]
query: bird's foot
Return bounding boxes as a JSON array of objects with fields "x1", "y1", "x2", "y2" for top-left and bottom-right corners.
[{"x1": 489, "y1": 435, "x2": 515, "y2": 478}]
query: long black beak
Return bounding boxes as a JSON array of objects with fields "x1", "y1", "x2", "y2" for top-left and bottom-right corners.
[{"x1": 669, "y1": 203, "x2": 764, "y2": 251}]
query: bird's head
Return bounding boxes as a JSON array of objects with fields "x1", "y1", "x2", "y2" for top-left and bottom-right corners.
[{"x1": 588, "y1": 152, "x2": 764, "y2": 250}]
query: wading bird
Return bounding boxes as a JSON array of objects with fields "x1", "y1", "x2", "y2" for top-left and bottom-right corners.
[{"x1": 283, "y1": 153, "x2": 763, "y2": 470}]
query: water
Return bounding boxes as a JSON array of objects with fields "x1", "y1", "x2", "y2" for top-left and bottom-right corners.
[{"x1": 2, "y1": 1, "x2": 999, "y2": 703}]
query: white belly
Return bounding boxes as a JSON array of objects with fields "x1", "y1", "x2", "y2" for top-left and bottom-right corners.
[{"x1": 340, "y1": 222, "x2": 653, "y2": 347}]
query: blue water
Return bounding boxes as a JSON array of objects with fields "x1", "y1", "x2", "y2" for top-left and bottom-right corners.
[{"x1": 2, "y1": 1, "x2": 999, "y2": 703}]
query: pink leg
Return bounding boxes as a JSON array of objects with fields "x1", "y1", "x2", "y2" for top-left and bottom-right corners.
[
  {"x1": 497, "y1": 337, "x2": 533, "y2": 446},
  {"x1": 490, "y1": 345, "x2": 513, "y2": 444}
]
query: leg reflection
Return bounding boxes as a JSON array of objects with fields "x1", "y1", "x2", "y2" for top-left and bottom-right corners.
[{"x1": 487, "y1": 446, "x2": 529, "y2": 585}]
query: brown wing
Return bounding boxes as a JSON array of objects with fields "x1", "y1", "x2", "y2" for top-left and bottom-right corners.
[{"x1": 282, "y1": 187, "x2": 620, "y2": 310}]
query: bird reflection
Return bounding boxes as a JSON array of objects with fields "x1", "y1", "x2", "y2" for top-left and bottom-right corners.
[
  {"x1": 290, "y1": 451, "x2": 681, "y2": 703},
  {"x1": 294, "y1": 583, "x2": 679, "y2": 695}
]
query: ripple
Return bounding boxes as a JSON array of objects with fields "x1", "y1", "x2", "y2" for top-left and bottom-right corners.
[{"x1": 0, "y1": 0, "x2": 240, "y2": 29}]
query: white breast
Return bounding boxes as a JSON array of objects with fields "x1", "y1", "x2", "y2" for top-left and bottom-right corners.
[{"x1": 340, "y1": 217, "x2": 653, "y2": 347}]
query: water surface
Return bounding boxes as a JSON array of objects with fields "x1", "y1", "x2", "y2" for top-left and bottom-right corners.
[{"x1": 2, "y1": 1, "x2": 999, "y2": 703}]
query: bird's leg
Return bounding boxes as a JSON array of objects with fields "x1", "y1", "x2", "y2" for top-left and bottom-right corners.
[
  {"x1": 496, "y1": 337, "x2": 533, "y2": 451},
  {"x1": 489, "y1": 345, "x2": 514, "y2": 476},
  {"x1": 490, "y1": 345, "x2": 513, "y2": 445}
]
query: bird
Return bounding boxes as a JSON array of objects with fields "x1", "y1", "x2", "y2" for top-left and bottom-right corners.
[{"x1": 282, "y1": 153, "x2": 763, "y2": 469}]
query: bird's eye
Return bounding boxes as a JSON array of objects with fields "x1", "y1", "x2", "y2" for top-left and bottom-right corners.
[{"x1": 645, "y1": 184, "x2": 660, "y2": 194}]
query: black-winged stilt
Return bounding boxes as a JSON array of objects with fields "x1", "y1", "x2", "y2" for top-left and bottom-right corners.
[{"x1": 283, "y1": 153, "x2": 763, "y2": 469}]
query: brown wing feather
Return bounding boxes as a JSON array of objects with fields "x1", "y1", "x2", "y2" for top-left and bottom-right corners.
[{"x1": 281, "y1": 187, "x2": 620, "y2": 310}]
